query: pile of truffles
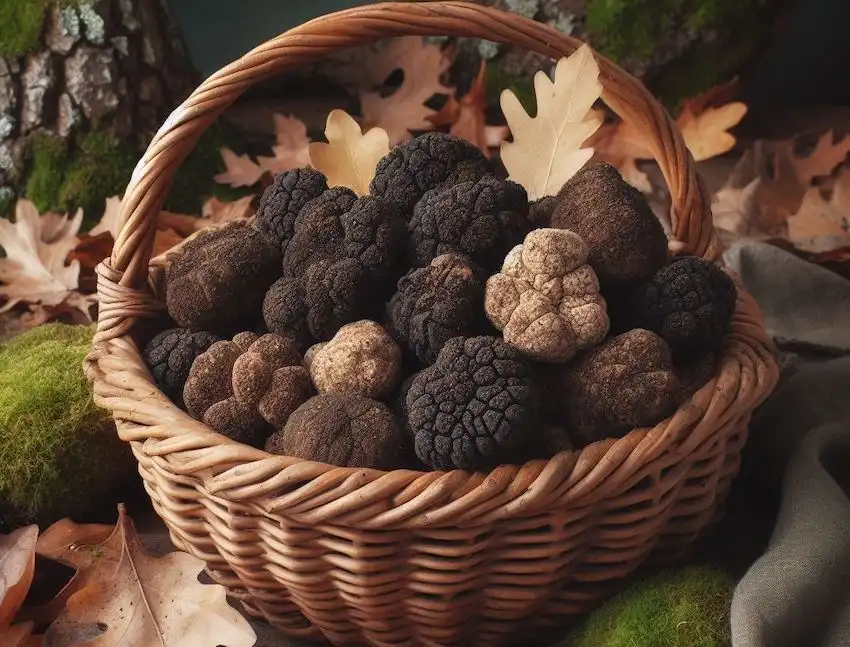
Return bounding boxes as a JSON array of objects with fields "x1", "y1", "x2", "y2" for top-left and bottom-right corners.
[{"x1": 143, "y1": 133, "x2": 737, "y2": 473}]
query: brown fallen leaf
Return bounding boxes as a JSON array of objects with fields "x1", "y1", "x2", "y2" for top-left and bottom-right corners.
[
  {"x1": 786, "y1": 167, "x2": 850, "y2": 252},
  {"x1": 358, "y1": 36, "x2": 454, "y2": 145},
  {"x1": 200, "y1": 195, "x2": 256, "y2": 226},
  {"x1": 42, "y1": 505, "x2": 256, "y2": 647},
  {"x1": 16, "y1": 519, "x2": 115, "y2": 627},
  {"x1": 677, "y1": 100, "x2": 748, "y2": 162},
  {"x1": 500, "y1": 45, "x2": 603, "y2": 200},
  {"x1": 255, "y1": 114, "x2": 312, "y2": 175},
  {"x1": 1, "y1": 525, "x2": 38, "y2": 626},
  {"x1": 308, "y1": 109, "x2": 390, "y2": 195},
  {"x1": 0, "y1": 621, "x2": 39, "y2": 647},
  {"x1": 0, "y1": 200, "x2": 95, "y2": 322},
  {"x1": 772, "y1": 129, "x2": 850, "y2": 187},
  {"x1": 213, "y1": 148, "x2": 265, "y2": 188},
  {"x1": 448, "y1": 60, "x2": 505, "y2": 157}
]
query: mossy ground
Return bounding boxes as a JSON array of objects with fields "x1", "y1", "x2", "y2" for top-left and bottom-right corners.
[
  {"x1": 0, "y1": 323, "x2": 135, "y2": 530},
  {"x1": 567, "y1": 566, "x2": 735, "y2": 647}
]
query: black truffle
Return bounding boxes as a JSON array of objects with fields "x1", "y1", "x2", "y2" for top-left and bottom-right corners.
[
  {"x1": 165, "y1": 222, "x2": 281, "y2": 334},
  {"x1": 253, "y1": 167, "x2": 328, "y2": 255},
  {"x1": 142, "y1": 327, "x2": 221, "y2": 404},
  {"x1": 386, "y1": 253, "x2": 486, "y2": 365},
  {"x1": 551, "y1": 161, "x2": 668, "y2": 287},
  {"x1": 405, "y1": 335, "x2": 539, "y2": 471},
  {"x1": 369, "y1": 132, "x2": 491, "y2": 215},
  {"x1": 622, "y1": 255, "x2": 737, "y2": 360},
  {"x1": 265, "y1": 187, "x2": 406, "y2": 342},
  {"x1": 265, "y1": 393, "x2": 408, "y2": 470},
  {"x1": 554, "y1": 329, "x2": 681, "y2": 446},
  {"x1": 528, "y1": 195, "x2": 558, "y2": 228},
  {"x1": 408, "y1": 175, "x2": 529, "y2": 271}
]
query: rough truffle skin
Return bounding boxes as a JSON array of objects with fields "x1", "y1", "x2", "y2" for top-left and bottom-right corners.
[
  {"x1": 308, "y1": 320, "x2": 402, "y2": 399},
  {"x1": 253, "y1": 168, "x2": 328, "y2": 255},
  {"x1": 142, "y1": 327, "x2": 221, "y2": 404},
  {"x1": 551, "y1": 161, "x2": 668, "y2": 287},
  {"x1": 528, "y1": 195, "x2": 558, "y2": 228},
  {"x1": 369, "y1": 132, "x2": 491, "y2": 215},
  {"x1": 265, "y1": 394, "x2": 408, "y2": 470},
  {"x1": 183, "y1": 332, "x2": 313, "y2": 446},
  {"x1": 165, "y1": 222, "x2": 281, "y2": 334},
  {"x1": 408, "y1": 175, "x2": 529, "y2": 271},
  {"x1": 623, "y1": 255, "x2": 738, "y2": 360},
  {"x1": 265, "y1": 187, "x2": 406, "y2": 342},
  {"x1": 557, "y1": 329, "x2": 681, "y2": 446},
  {"x1": 485, "y1": 228, "x2": 609, "y2": 362},
  {"x1": 387, "y1": 253, "x2": 486, "y2": 365},
  {"x1": 405, "y1": 336, "x2": 539, "y2": 471}
]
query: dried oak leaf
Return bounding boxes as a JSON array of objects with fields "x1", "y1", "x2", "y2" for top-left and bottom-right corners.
[
  {"x1": 786, "y1": 168, "x2": 850, "y2": 253},
  {"x1": 500, "y1": 45, "x2": 603, "y2": 201},
  {"x1": 0, "y1": 200, "x2": 94, "y2": 322},
  {"x1": 308, "y1": 109, "x2": 390, "y2": 195},
  {"x1": 215, "y1": 114, "x2": 311, "y2": 188},
  {"x1": 676, "y1": 98, "x2": 747, "y2": 162},
  {"x1": 42, "y1": 505, "x2": 256, "y2": 647},
  {"x1": 0, "y1": 525, "x2": 38, "y2": 626},
  {"x1": 358, "y1": 36, "x2": 454, "y2": 146}
]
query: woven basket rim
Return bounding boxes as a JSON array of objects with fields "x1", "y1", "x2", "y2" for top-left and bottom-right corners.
[{"x1": 84, "y1": 0, "x2": 781, "y2": 530}]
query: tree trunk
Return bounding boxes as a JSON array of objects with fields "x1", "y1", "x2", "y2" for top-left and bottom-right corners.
[{"x1": 0, "y1": 0, "x2": 197, "y2": 209}]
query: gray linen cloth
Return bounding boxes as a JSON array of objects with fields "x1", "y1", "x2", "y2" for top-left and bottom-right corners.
[{"x1": 723, "y1": 241, "x2": 850, "y2": 647}]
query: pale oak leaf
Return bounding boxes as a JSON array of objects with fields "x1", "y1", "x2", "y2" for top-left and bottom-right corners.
[{"x1": 308, "y1": 109, "x2": 389, "y2": 195}]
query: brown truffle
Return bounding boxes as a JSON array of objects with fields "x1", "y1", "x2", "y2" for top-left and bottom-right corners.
[
  {"x1": 556, "y1": 328, "x2": 681, "y2": 446},
  {"x1": 551, "y1": 161, "x2": 668, "y2": 287},
  {"x1": 183, "y1": 332, "x2": 313, "y2": 446},
  {"x1": 307, "y1": 321, "x2": 402, "y2": 399},
  {"x1": 165, "y1": 222, "x2": 281, "y2": 334},
  {"x1": 485, "y1": 228, "x2": 609, "y2": 362},
  {"x1": 265, "y1": 393, "x2": 407, "y2": 469}
]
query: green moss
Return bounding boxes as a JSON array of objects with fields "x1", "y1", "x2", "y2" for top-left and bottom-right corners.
[
  {"x1": 0, "y1": 323, "x2": 135, "y2": 530},
  {"x1": 568, "y1": 566, "x2": 735, "y2": 647},
  {"x1": 586, "y1": 0, "x2": 768, "y2": 62},
  {"x1": 0, "y1": 0, "x2": 81, "y2": 59},
  {"x1": 57, "y1": 130, "x2": 137, "y2": 223},
  {"x1": 24, "y1": 132, "x2": 70, "y2": 214},
  {"x1": 0, "y1": 187, "x2": 15, "y2": 218}
]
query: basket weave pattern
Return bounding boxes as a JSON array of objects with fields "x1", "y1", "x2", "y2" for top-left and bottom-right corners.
[{"x1": 84, "y1": 3, "x2": 780, "y2": 645}]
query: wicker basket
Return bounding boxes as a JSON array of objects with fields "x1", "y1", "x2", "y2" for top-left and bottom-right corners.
[{"x1": 84, "y1": 2, "x2": 780, "y2": 645}]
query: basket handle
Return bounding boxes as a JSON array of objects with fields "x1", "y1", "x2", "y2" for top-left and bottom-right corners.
[{"x1": 98, "y1": 0, "x2": 717, "y2": 342}]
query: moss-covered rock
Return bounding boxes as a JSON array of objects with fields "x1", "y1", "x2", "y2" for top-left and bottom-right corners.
[
  {"x1": 0, "y1": 323, "x2": 136, "y2": 531},
  {"x1": 567, "y1": 566, "x2": 735, "y2": 647},
  {"x1": 24, "y1": 132, "x2": 70, "y2": 215}
]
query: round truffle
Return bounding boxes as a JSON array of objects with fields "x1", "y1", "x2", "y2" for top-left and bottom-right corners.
[
  {"x1": 408, "y1": 175, "x2": 529, "y2": 271},
  {"x1": 142, "y1": 327, "x2": 221, "y2": 404},
  {"x1": 253, "y1": 167, "x2": 328, "y2": 255},
  {"x1": 551, "y1": 161, "x2": 668, "y2": 287},
  {"x1": 165, "y1": 222, "x2": 281, "y2": 334},
  {"x1": 308, "y1": 320, "x2": 402, "y2": 399},
  {"x1": 405, "y1": 335, "x2": 539, "y2": 471},
  {"x1": 369, "y1": 132, "x2": 491, "y2": 215},
  {"x1": 485, "y1": 228, "x2": 609, "y2": 362},
  {"x1": 266, "y1": 187, "x2": 406, "y2": 343},
  {"x1": 183, "y1": 332, "x2": 313, "y2": 446},
  {"x1": 386, "y1": 253, "x2": 486, "y2": 365},
  {"x1": 265, "y1": 393, "x2": 408, "y2": 470},
  {"x1": 556, "y1": 329, "x2": 681, "y2": 446},
  {"x1": 620, "y1": 255, "x2": 737, "y2": 360}
]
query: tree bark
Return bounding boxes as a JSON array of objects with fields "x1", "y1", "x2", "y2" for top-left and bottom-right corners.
[{"x1": 0, "y1": 0, "x2": 197, "y2": 193}]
